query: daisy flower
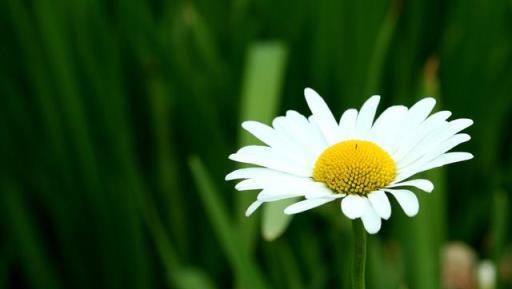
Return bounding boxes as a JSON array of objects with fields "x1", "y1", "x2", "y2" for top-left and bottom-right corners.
[{"x1": 226, "y1": 88, "x2": 473, "y2": 234}]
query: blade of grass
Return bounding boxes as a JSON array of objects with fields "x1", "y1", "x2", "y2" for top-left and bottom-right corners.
[
  {"x1": 261, "y1": 198, "x2": 298, "y2": 241},
  {"x1": 364, "y1": 3, "x2": 399, "y2": 96},
  {"x1": 492, "y1": 190, "x2": 508, "y2": 289},
  {"x1": 237, "y1": 41, "x2": 288, "y2": 249},
  {"x1": 367, "y1": 238, "x2": 402, "y2": 289},
  {"x1": 0, "y1": 181, "x2": 63, "y2": 289},
  {"x1": 396, "y1": 57, "x2": 446, "y2": 289},
  {"x1": 189, "y1": 156, "x2": 268, "y2": 289},
  {"x1": 147, "y1": 77, "x2": 188, "y2": 257},
  {"x1": 142, "y1": 183, "x2": 217, "y2": 289}
]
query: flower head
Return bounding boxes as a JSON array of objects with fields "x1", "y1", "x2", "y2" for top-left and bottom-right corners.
[{"x1": 226, "y1": 88, "x2": 473, "y2": 234}]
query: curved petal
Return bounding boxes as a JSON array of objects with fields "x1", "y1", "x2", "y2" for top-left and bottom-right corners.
[
  {"x1": 386, "y1": 189, "x2": 419, "y2": 217},
  {"x1": 303, "y1": 184, "x2": 341, "y2": 199},
  {"x1": 234, "y1": 179, "x2": 261, "y2": 191},
  {"x1": 241, "y1": 121, "x2": 281, "y2": 147},
  {"x1": 341, "y1": 195, "x2": 370, "y2": 219},
  {"x1": 257, "y1": 189, "x2": 303, "y2": 202},
  {"x1": 285, "y1": 110, "x2": 326, "y2": 158},
  {"x1": 356, "y1": 95, "x2": 380, "y2": 136},
  {"x1": 245, "y1": 201, "x2": 263, "y2": 216},
  {"x1": 369, "y1": 105, "x2": 408, "y2": 152},
  {"x1": 388, "y1": 179, "x2": 434, "y2": 193},
  {"x1": 308, "y1": 115, "x2": 329, "y2": 151},
  {"x1": 271, "y1": 117, "x2": 317, "y2": 164},
  {"x1": 304, "y1": 88, "x2": 340, "y2": 144},
  {"x1": 392, "y1": 110, "x2": 452, "y2": 160},
  {"x1": 225, "y1": 167, "x2": 287, "y2": 181},
  {"x1": 396, "y1": 152, "x2": 473, "y2": 183},
  {"x1": 368, "y1": 191, "x2": 391, "y2": 219},
  {"x1": 339, "y1": 108, "x2": 358, "y2": 140},
  {"x1": 377, "y1": 98, "x2": 437, "y2": 154},
  {"x1": 229, "y1": 146, "x2": 312, "y2": 177},
  {"x1": 284, "y1": 197, "x2": 335, "y2": 214},
  {"x1": 403, "y1": 134, "x2": 471, "y2": 170},
  {"x1": 360, "y1": 207, "x2": 382, "y2": 234},
  {"x1": 403, "y1": 98, "x2": 437, "y2": 129},
  {"x1": 397, "y1": 118, "x2": 473, "y2": 168}
]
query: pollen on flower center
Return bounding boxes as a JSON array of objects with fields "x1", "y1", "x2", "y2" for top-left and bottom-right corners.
[{"x1": 313, "y1": 140, "x2": 396, "y2": 195}]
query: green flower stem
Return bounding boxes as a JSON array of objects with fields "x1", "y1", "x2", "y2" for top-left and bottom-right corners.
[{"x1": 352, "y1": 219, "x2": 367, "y2": 289}]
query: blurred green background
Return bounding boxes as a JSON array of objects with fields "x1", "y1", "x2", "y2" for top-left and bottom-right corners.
[{"x1": 1, "y1": 0, "x2": 512, "y2": 288}]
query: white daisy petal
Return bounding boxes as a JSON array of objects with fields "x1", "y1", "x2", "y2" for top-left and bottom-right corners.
[
  {"x1": 259, "y1": 179, "x2": 333, "y2": 198},
  {"x1": 341, "y1": 195, "x2": 370, "y2": 219},
  {"x1": 371, "y1": 105, "x2": 408, "y2": 134},
  {"x1": 284, "y1": 110, "x2": 325, "y2": 158},
  {"x1": 368, "y1": 191, "x2": 391, "y2": 219},
  {"x1": 396, "y1": 152, "x2": 473, "y2": 182},
  {"x1": 226, "y1": 167, "x2": 281, "y2": 181},
  {"x1": 385, "y1": 98, "x2": 436, "y2": 153},
  {"x1": 393, "y1": 110, "x2": 452, "y2": 160},
  {"x1": 360, "y1": 207, "x2": 382, "y2": 234},
  {"x1": 388, "y1": 179, "x2": 434, "y2": 193},
  {"x1": 397, "y1": 118, "x2": 473, "y2": 168},
  {"x1": 338, "y1": 108, "x2": 358, "y2": 140},
  {"x1": 234, "y1": 179, "x2": 261, "y2": 191},
  {"x1": 245, "y1": 201, "x2": 263, "y2": 216},
  {"x1": 386, "y1": 189, "x2": 419, "y2": 217},
  {"x1": 241, "y1": 121, "x2": 279, "y2": 147},
  {"x1": 272, "y1": 111, "x2": 327, "y2": 165},
  {"x1": 229, "y1": 146, "x2": 312, "y2": 177},
  {"x1": 272, "y1": 117, "x2": 318, "y2": 160},
  {"x1": 308, "y1": 115, "x2": 330, "y2": 153},
  {"x1": 430, "y1": 133, "x2": 471, "y2": 156},
  {"x1": 242, "y1": 120, "x2": 316, "y2": 168},
  {"x1": 404, "y1": 98, "x2": 437, "y2": 127},
  {"x1": 355, "y1": 95, "x2": 380, "y2": 136},
  {"x1": 369, "y1": 105, "x2": 408, "y2": 151},
  {"x1": 284, "y1": 197, "x2": 336, "y2": 214},
  {"x1": 408, "y1": 133, "x2": 471, "y2": 169},
  {"x1": 303, "y1": 184, "x2": 341, "y2": 199},
  {"x1": 413, "y1": 152, "x2": 474, "y2": 174},
  {"x1": 257, "y1": 192, "x2": 301, "y2": 202},
  {"x1": 304, "y1": 88, "x2": 340, "y2": 144}
]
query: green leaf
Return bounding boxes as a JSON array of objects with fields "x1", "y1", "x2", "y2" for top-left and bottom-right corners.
[
  {"x1": 189, "y1": 156, "x2": 268, "y2": 289},
  {"x1": 236, "y1": 41, "x2": 288, "y2": 247},
  {"x1": 262, "y1": 198, "x2": 299, "y2": 241}
]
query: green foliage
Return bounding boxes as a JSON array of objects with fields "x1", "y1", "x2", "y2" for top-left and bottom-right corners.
[{"x1": 1, "y1": 0, "x2": 511, "y2": 288}]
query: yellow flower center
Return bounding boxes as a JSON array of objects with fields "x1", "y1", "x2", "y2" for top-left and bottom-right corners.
[{"x1": 313, "y1": 140, "x2": 396, "y2": 195}]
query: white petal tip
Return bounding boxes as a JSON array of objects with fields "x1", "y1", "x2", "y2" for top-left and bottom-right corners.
[
  {"x1": 458, "y1": 152, "x2": 474, "y2": 161},
  {"x1": 406, "y1": 211, "x2": 419, "y2": 217},
  {"x1": 245, "y1": 201, "x2": 262, "y2": 216},
  {"x1": 283, "y1": 208, "x2": 295, "y2": 215},
  {"x1": 405, "y1": 204, "x2": 419, "y2": 217},
  {"x1": 361, "y1": 214, "x2": 382, "y2": 234},
  {"x1": 304, "y1": 87, "x2": 321, "y2": 100},
  {"x1": 341, "y1": 195, "x2": 369, "y2": 220},
  {"x1": 369, "y1": 95, "x2": 381, "y2": 101},
  {"x1": 284, "y1": 204, "x2": 305, "y2": 215},
  {"x1": 225, "y1": 172, "x2": 235, "y2": 181},
  {"x1": 240, "y1": 121, "x2": 254, "y2": 129},
  {"x1": 423, "y1": 97, "x2": 437, "y2": 105},
  {"x1": 366, "y1": 227, "x2": 380, "y2": 234},
  {"x1": 304, "y1": 87, "x2": 315, "y2": 94}
]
